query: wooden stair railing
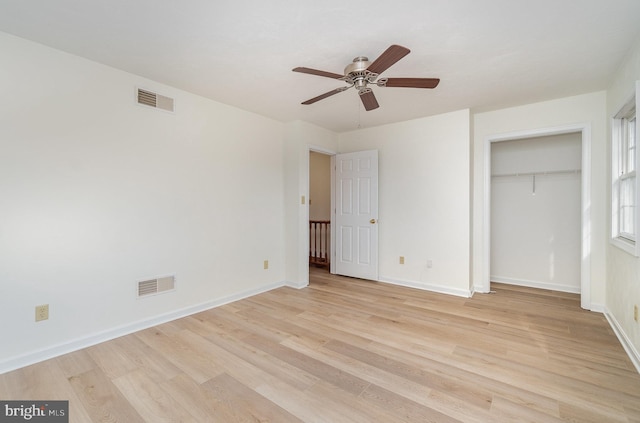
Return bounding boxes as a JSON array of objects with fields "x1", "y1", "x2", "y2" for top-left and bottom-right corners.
[{"x1": 309, "y1": 220, "x2": 330, "y2": 268}]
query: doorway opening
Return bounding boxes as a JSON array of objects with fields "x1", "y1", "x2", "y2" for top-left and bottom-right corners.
[
  {"x1": 309, "y1": 151, "x2": 332, "y2": 274},
  {"x1": 306, "y1": 147, "x2": 380, "y2": 283}
]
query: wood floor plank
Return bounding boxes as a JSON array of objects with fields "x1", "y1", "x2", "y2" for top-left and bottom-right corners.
[
  {"x1": 222, "y1": 351, "x2": 361, "y2": 422},
  {"x1": 110, "y1": 334, "x2": 184, "y2": 383},
  {"x1": 87, "y1": 337, "x2": 139, "y2": 380},
  {"x1": 134, "y1": 326, "x2": 224, "y2": 384},
  {"x1": 202, "y1": 372, "x2": 303, "y2": 422},
  {"x1": 112, "y1": 369, "x2": 198, "y2": 422},
  {"x1": 282, "y1": 335, "x2": 496, "y2": 423},
  {"x1": 324, "y1": 339, "x2": 494, "y2": 411},
  {"x1": 243, "y1": 332, "x2": 371, "y2": 396},
  {"x1": 361, "y1": 382, "x2": 464, "y2": 423},
  {"x1": 370, "y1": 339, "x2": 563, "y2": 419},
  {"x1": 489, "y1": 395, "x2": 565, "y2": 423},
  {"x1": 237, "y1": 306, "x2": 330, "y2": 351},
  {"x1": 1, "y1": 267, "x2": 639, "y2": 422},
  {"x1": 451, "y1": 345, "x2": 638, "y2": 418},
  {"x1": 304, "y1": 379, "x2": 411, "y2": 423},
  {"x1": 68, "y1": 368, "x2": 146, "y2": 422},
  {"x1": 55, "y1": 349, "x2": 97, "y2": 378},
  {"x1": 204, "y1": 326, "x2": 320, "y2": 391},
  {"x1": 0, "y1": 359, "x2": 95, "y2": 422},
  {"x1": 557, "y1": 399, "x2": 629, "y2": 423},
  {"x1": 160, "y1": 373, "x2": 239, "y2": 422}
]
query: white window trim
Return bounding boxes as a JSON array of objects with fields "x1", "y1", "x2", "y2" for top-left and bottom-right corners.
[{"x1": 611, "y1": 81, "x2": 640, "y2": 256}]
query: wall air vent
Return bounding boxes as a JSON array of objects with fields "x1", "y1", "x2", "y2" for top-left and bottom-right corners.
[
  {"x1": 136, "y1": 88, "x2": 174, "y2": 112},
  {"x1": 137, "y1": 276, "x2": 176, "y2": 298}
]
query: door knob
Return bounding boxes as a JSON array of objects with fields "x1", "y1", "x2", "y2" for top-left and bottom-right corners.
[{"x1": 370, "y1": 219, "x2": 377, "y2": 224}]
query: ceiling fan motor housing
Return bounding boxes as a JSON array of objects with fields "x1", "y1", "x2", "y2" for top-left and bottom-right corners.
[
  {"x1": 344, "y1": 56, "x2": 378, "y2": 91},
  {"x1": 344, "y1": 56, "x2": 370, "y2": 74}
]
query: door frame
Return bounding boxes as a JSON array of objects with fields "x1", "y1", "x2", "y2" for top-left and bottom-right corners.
[
  {"x1": 480, "y1": 123, "x2": 592, "y2": 309},
  {"x1": 307, "y1": 145, "x2": 338, "y2": 279}
]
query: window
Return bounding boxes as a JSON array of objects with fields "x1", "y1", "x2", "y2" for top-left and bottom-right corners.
[{"x1": 612, "y1": 84, "x2": 639, "y2": 255}]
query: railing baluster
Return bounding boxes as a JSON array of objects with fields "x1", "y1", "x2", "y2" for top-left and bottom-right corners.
[
  {"x1": 323, "y1": 222, "x2": 328, "y2": 262},
  {"x1": 309, "y1": 221, "x2": 313, "y2": 261},
  {"x1": 309, "y1": 220, "x2": 330, "y2": 268}
]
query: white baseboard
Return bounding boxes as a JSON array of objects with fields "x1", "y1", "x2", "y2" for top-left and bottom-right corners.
[
  {"x1": 603, "y1": 308, "x2": 640, "y2": 374},
  {"x1": 378, "y1": 276, "x2": 472, "y2": 298},
  {"x1": 285, "y1": 280, "x2": 309, "y2": 289},
  {"x1": 0, "y1": 281, "x2": 286, "y2": 375},
  {"x1": 490, "y1": 275, "x2": 581, "y2": 294}
]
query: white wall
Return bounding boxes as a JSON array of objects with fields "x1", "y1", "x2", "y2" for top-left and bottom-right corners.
[
  {"x1": 0, "y1": 33, "x2": 286, "y2": 372},
  {"x1": 338, "y1": 110, "x2": 472, "y2": 297},
  {"x1": 309, "y1": 152, "x2": 331, "y2": 221},
  {"x1": 491, "y1": 134, "x2": 582, "y2": 292},
  {"x1": 606, "y1": 35, "x2": 640, "y2": 367},
  {"x1": 473, "y1": 91, "x2": 607, "y2": 309},
  {"x1": 283, "y1": 121, "x2": 337, "y2": 288}
]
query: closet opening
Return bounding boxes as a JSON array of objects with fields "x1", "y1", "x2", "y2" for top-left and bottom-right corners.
[
  {"x1": 491, "y1": 133, "x2": 582, "y2": 294},
  {"x1": 481, "y1": 124, "x2": 592, "y2": 310}
]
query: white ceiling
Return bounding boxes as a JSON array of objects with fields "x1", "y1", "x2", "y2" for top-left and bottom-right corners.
[{"x1": 1, "y1": 0, "x2": 639, "y2": 132}]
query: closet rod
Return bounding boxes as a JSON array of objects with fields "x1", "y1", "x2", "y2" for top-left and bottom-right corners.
[{"x1": 491, "y1": 169, "x2": 581, "y2": 178}]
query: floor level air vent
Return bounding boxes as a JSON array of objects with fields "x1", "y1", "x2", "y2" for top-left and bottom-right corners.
[
  {"x1": 136, "y1": 88, "x2": 174, "y2": 112},
  {"x1": 137, "y1": 276, "x2": 176, "y2": 298}
]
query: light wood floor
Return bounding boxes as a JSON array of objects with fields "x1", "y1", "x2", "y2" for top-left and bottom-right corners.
[{"x1": 2, "y1": 268, "x2": 640, "y2": 422}]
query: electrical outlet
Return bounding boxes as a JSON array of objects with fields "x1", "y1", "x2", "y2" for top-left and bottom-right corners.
[
  {"x1": 427, "y1": 259, "x2": 433, "y2": 268},
  {"x1": 399, "y1": 256, "x2": 405, "y2": 264},
  {"x1": 35, "y1": 304, "x2": 49, "y2": 322},
  {"x1": 263, "y1": 260, "x2": 269, "y2": 270},
  {"x1": 635, "y1": 305, "x2": 638, "y2": 322}
]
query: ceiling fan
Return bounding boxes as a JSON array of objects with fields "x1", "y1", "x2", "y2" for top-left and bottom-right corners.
[{"x1": 292, "y1": 44, "x2": 439, "y2": 111}]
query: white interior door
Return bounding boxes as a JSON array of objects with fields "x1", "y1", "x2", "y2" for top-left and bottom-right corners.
[{"x1": 334, "y1": 150, "x2": 379, "y2": 280}]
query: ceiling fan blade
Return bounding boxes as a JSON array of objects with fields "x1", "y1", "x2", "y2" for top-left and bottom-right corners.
[
  {"x1": 384, "y1": 77, "x2": 440, "y2": 89},
  {"x1": 359, "y1": 90, "x2": 379, "y2": 111},
  {"x1": 292, "y1": 67, "x2": 344, "y2": 79},
  {"x1": 301, "y1": 87, "x2": 348, "y2": 105},
  {"x1": 366, "y1": 45, "x2": 410, "y2": 75}
]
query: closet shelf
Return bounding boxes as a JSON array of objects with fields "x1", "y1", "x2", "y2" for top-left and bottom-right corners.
[{"x1": 491, "y1": 169, "x2": 581, "y2": 178}]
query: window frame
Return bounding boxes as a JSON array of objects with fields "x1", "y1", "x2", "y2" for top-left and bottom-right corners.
[{"x1": 611, "y1": 82, "x2": 640, "y2": 256}]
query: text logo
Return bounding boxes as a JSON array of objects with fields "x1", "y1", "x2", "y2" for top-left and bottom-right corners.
[{"x1": 0, "y1": 401, "x2": 68, "y2": 423}]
